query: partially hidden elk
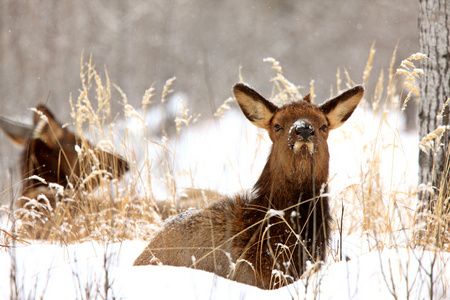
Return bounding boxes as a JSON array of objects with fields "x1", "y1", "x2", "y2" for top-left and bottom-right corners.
[
  {"x1": 0, "y1": 105, "x2": 129, "y2": 210},
  {"x1": 134, "y1": 83, "x2": 364, "y2": 289}
]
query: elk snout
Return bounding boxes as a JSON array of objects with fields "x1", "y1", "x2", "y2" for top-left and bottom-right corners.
[
  {"x1": 291, "y1": 121, "x2": 315, "y2": 155},
  {"x1": 294, "y1": 122, "x2": 314, "y2": 141}
]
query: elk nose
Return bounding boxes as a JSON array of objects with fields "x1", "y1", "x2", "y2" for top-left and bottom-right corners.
[{"x1": 295, "y1": 123, "x2": 314, "y2": 140}]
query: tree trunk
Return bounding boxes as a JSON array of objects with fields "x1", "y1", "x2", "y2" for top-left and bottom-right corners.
[{"x1": 418, "y1": 0, "x2": 450, "y2": 206}]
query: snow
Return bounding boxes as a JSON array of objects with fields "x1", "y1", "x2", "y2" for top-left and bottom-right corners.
[
  {"x1": 1, "y1": 104, "x2": 448, "y2": 299},
  {"x1": 267, "y1": 209, "x2": 285, "y2": 218},
  {"x1": 290, "y1": 120, "x2": 308, "y2": 134},
  {"x1": 1, "y1": 240, "x2": 448, "y2": 299},
  {"x1": 118, "y1": 107, "x2": 270, "y2": 199}
]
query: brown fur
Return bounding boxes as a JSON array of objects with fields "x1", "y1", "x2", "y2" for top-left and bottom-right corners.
[
  {"x1": 134, "y1": 83, "x2": 364, "y2": 289},
  {"x1": 154, "y1": 188, "x2": 222, "y2": 220},
  {"x1": 0, "y1": 105, "x2": 129, "y2": 209}
]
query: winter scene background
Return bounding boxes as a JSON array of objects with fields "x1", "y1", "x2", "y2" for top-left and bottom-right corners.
[{"x1": 1, "y1": 1, "x2": 449, "y2": 299}]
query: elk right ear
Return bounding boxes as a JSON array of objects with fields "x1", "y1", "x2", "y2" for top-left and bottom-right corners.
[
  {"x1": 233, "y1": 83, "x2": 277, "y2": 129},
  {"x1": 32, "y1": 105, "x2": 65, "y2": 149},
  {"x1": 320, "y1": 86, "x2": 364, "y2": 130}
]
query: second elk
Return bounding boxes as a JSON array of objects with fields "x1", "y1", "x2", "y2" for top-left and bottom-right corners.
[
  {"x1": 134, "y1": 83, "x2": 364, "y2": 289},
  {"x1": 0, "y1": 105, "x2": 129, "y2": 211}
]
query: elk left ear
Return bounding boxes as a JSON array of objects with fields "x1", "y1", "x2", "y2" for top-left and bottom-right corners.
[
  {"x1": 32, "y1": 105, "x2": 65, "y2": 149},
  {"x1": 233, "y1": 83, "x2": 278, "y2": 130},
  {"x1": 320, "y1": 86, "x2": 364, "y2": 130}
]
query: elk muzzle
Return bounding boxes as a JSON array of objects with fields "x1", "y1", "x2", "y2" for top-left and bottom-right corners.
[{"x1": 291, "y1": 121, "x2": 314, "y2": 154}]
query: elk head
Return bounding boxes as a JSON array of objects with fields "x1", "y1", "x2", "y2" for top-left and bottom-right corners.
[
  {"x1": 233, "y1": 83, "x2": 364, "y2": 202},
  {"x1": 1, "y1": 105, "x2": 129, "y2": 208}
]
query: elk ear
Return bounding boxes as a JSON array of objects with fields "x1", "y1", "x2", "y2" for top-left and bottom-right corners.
[
  {"x1": 0, "y1": 116, "x2": 33, "y2": 146},
  {"x1": 320, "y1": 86, "x2": 364, "y2": 130},
  {"x1": 233, "y1": 83, "x2": 277, "y2": 129},
  {"x1": 32, "y1": 105, "x2": 65, "y2": 149},
  {"x1": 303, "y1": 94, "x2": 311, "y2": 103}
]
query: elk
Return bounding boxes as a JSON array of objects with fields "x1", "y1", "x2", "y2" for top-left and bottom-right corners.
[
  {"x1": 134, "y1": 83, "x2": 364, "y2": 289},
  {"x1": 0, "y1": 105, "x2": 129, "y2": 210}
]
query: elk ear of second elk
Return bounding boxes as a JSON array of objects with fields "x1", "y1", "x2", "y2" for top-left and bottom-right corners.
[
  {"x1": 0, "y1": 105, "x2": 129, "y2": 213},
  {"x1": 134, "y1": 83, "x2": 364, "y2": 290}
]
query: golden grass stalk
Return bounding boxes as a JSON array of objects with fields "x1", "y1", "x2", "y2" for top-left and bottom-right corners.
[
  {"x1": 161, "y1": 77, "x2": 176, "y2": 104},
  {"x1": 335, "y1": 68, "x2": 341, "y2": 95},
  {"x1": 343, "y1": 67, "x2": 356, "y2": 89},
  {"x1": 214, "y1": 97, "x2": 235, "y2": 118},
  {"x1": 175, "y1": 96, "x2": 198, "y2": 135},
  {"x1": 362, "y1": 42, "x2": 376, "y2": 85},
  {"x1": 372, "y1": 70, "x2": 384, "y2": 114},
  {"x1": 309, "y1": 80, "x2": 315, "y2": 103},
  {"x1": 142, "y1": 84, "x2": 155, "y2": 110}
]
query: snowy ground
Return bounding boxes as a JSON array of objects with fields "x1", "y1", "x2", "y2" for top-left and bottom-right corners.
[
  {"x1": 1, "y1": 104, "x2": 448, "y2": 299},
  {"x1": 1, "y1": 239, "x2": 449, "y2": 299}
]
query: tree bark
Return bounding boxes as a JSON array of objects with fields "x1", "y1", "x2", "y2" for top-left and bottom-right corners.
[{"x1": 418, "y1": 0, "x2": 450, "y2": 205}]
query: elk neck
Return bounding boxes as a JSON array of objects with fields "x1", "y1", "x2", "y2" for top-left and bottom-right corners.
[{"x1": 251, "y1": 146, "x2": 329, "y2": 211}]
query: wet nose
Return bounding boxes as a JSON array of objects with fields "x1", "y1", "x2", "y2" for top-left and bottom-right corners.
[{"x1": 295, "y1": 123, "x2": 314, "y2": 140}]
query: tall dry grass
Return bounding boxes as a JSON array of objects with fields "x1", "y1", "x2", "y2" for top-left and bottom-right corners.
[
  {"x1": 0, "y1": 47, "x2": 448, "y2": 282},
  {"x1": 255, "y1": 47, "x2": 449, "y2": 262}
]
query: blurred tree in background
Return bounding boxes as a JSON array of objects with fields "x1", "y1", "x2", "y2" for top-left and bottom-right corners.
[{"x1": 418, "y1": 0, "x2": 450, "y2": 208}]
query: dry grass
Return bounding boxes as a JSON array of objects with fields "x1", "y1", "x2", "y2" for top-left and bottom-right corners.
[
  {"x1": 0, "y1": 46, "x2": 449, "y2": 294},
  {"x1": 1, "y1": 55, "x2": 223, "y2": 245},
  {"x1": 261, "y1": 49, "x2": 449, "y2": 257}
]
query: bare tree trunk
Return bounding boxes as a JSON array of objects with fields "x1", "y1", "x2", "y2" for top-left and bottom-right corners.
[{"x1": 418, "y1": 0, "x2": 450, "y2": 206}]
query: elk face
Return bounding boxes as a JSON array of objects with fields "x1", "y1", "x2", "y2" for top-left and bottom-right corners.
[
  {"x1": 233, "y1": 83, "x2": 364, "y2": 184},
  {"x1": 26, "y1": 106, "x2": 81, "y2": 184},
  {"x1": 269, "y1": 101, "x2": 331, "y2": 182}
]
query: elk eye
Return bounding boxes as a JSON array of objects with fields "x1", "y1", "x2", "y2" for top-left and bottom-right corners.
[
  {"x1": 274, "y1": 124, "x2": 283, "y2": 132},
  {"x1": 320, "y1": 125, "x2": 328, "y2": 132}
]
